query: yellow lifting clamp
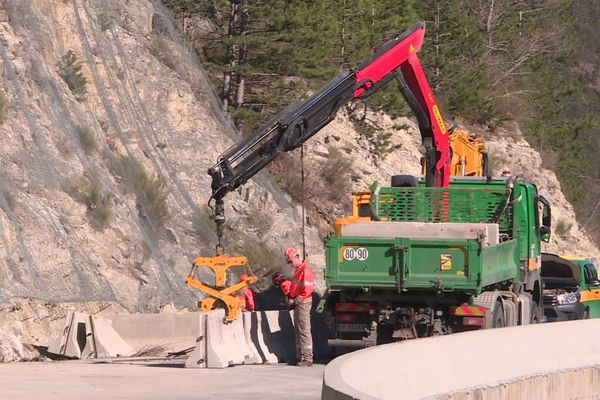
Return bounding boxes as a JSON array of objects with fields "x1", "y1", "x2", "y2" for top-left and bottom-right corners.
[{"x1": 185, "y1": 254, "x2": 257, "y2": 322}]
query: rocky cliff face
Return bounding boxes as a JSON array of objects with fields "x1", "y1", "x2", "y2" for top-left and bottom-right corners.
[
  {"x1": 0, "y1": 0, "x2": 597, "y2": 361},
  {"x1": 0, "y1": 0, "x2": 324, "y2": 314}
]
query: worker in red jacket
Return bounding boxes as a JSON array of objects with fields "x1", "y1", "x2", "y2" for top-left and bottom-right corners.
[
  {"x1": 273, "y1": 247, "x2": 314, "y2": 366},
  {"x1": 237, "y1": 274, "x2": 255, "y2": 311}
]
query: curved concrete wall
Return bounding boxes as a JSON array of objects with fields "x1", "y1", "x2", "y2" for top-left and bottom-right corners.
[{"x1": 322, "y1": 320, "x2": 600, "y2": 399}]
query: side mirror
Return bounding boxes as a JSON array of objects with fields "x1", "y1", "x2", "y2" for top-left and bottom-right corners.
[
  {"x1": 537, "y1": 195, "x2": 551, "y2": 243},
  {"x1": 540, "y1": 226, "x2": 551, "y2": 243}
]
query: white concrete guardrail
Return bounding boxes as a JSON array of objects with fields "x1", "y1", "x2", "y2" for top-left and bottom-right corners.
[
  {"x1": 48, "y1": 309, "x2": 330, "y2": 367},
  {"x1": 322, "y1": 319, "x2": 600, "y2": 399}
]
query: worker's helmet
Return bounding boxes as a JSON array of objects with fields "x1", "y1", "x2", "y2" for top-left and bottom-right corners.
[
  {"x1": 285, "y1": 247, "x2": 299, "y2": 260},
  {"x1": 240, "y1": 274, "x2": 248, "y2": 282}
]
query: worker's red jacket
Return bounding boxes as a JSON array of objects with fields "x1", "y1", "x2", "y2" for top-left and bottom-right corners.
[
  {"x1": 238, "y1": 287, "x2": 255, "y2": 311},
  {"x1": 281, "y1": 260, "x2": 314, "y2": 300}
]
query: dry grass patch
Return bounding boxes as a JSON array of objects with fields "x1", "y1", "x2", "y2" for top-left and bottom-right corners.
[
  {"x1": 68, "y1": 178, "x2": 113, "y2": 230},
  {"x1": 57, "y1": 51, "x2": 88, "y2": 102},
  {"x1": 108, "y1": 155, "x2": 170, "y2": 227}
]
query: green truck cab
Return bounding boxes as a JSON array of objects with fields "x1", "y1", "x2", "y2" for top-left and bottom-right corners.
[
  {"x1": 323, "y1": 175, "x2": 551, "y2": 346},
  {"x1": 563, "y1": 256, "x2": 600, "y2": 319}
]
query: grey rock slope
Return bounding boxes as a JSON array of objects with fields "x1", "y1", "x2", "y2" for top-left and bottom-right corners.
[{"x1": 0, "y1": 0, "x2": 322, "y2": 311}]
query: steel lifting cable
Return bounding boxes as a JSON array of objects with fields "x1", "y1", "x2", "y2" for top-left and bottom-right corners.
[{"x1": 301, "y1": 145, "x2": 306, "y2": 260}]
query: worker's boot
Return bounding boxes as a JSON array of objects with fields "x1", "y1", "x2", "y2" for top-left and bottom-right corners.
[{"x1": 297, "y1": 360, "x2": 313, "y2": 367}]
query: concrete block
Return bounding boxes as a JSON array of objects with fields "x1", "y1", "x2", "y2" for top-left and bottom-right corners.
[
  {"x1": 323, "y1": 319, "x2": 600, "y2": 400},
  {"x1": 243, "y1": 309, "x2": 329, "y2": 363},
  {"x1": 107, "y1": 312, "x2": 204, "y2": 355},
  {"x1": 243, "y1": 311, "x2": 278, "y2": 364},
  {"x1": 259, "y1": 310, "x2": 296, "y2": 363},
  {"x1": 239, "y1": 312, "x2": 263, "y2": 365},
  {"x1": 86, "y1": 315, "x2": 134, "y2": 358},
  {"x1": 342, "y1": 221, "x2": 500, "y2": 246},
  {"x1": 184, "y1": 316, "x2": 207, "y2": 369},
  {"x1": 205, "y1": 309, "x2": 255, "y2": 368},
  {"x1": 47, "y1": 311, "x2": 89, "y2": 358},
  {"x1": 81, "y1": 316, "x2": 96, "y2": 359}
]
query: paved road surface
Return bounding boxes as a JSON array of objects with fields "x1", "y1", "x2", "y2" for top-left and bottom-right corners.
[{"x1": 0, "y1": 361, "x2": 325, "y2": 400}]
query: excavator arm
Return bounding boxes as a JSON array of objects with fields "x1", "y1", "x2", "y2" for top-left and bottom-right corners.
[{"x1": 207, "y1": 22, "x2": 450, "y2": 252}]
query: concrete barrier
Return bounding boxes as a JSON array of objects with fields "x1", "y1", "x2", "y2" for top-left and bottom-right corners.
[
  {"x1": 184, "y1": 321, "x2": 207, "y2": 369},
  {"x1": 107, "y1": 312, "x2": 204, "y2": 355},
  {"x1": 243, "y1": 311, "x2": 278, "y2": 364},
  {"x1": 48, "y1": 309, "x2": 327, "y2": 367},
  {"x1": 258, "y1": 310, "x2": 297, "y2": 363},
  {"x1": 48, "y1": 311, "x2": 206, "y2": 360},
  {"x1": 204, "y1": 309, "x2": 258, "y2": 368},
  {"x1": 322, "y1": 319, "x2": 600, "y2": 400},
  {"x1": 47, "y1": 311, "x2": 89, "y2": 358},
  {"x1": 85, "y1": 315, "x2": 134, "y2": 358},
  {"x1": 188, "y1": 309, "x2": 330, "y2": 368},
  {"x1": 188, "y1": 310, "x2": 319, "y2": 367}
]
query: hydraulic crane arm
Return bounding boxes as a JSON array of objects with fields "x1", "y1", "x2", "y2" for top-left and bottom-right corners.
[{"x1": 207, "y1": 22, "x2": 450, "y2": 252}]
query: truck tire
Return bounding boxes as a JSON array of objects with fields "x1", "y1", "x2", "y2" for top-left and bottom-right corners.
[
  {"x1": 492, "y1": 300, "x2": 505, "y2": 328},
  {"x1": 530, "y1": 302, "x2": 541, "y2": 324},
  {"x1": 376, "y1": 324, "x2": 395, "y2": 345},
  {"x1": 391, "y1": 175, "x2": 418, "y2": 188}
]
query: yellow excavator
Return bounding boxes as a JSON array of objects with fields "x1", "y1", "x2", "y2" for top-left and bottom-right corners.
[
  {"x1": 445, "y1": 128, "x2": 488, "y2": 177},
  {"x1": 421, "y1": 127, "x2": 488, "y2": 178}
]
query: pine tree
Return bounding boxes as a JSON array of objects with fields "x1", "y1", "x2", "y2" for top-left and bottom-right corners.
[{"x1": 414, "y1": 0, "x2": 491, "y2": 122}]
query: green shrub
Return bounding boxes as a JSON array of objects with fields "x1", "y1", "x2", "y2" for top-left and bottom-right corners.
[
  {"x1": 98, "y1": 13, "x2": 113, "y2": 32},
  {"x1": 320, "y1": 147, "x2": 352, "y2": 203},
  {"x1": 223, "y1": 225, "x2": 282, "y2": 291},
  {"x1": 269, "y1": 153, "x2": 304, "y2": 203},
  {"x1": 246, "y1": 210, "x2": 274, "y2": 238},
  {"x1": 0, "y1": 89, "x2": 7, "y2": 124},
  {"x1": 149, "y1": 33, "x2": 176, "y2": 71},
  {"x1": 269, "y1": 146, "x2": 352, "y2": 235},
  {"x1": 76, "y1": 125, "x2": 97, "y2": 154},
  {"x1": 108, "y1": 155, "x2": 170, "y2": 226},
  {"x1": 138, "y1": 174, "x2": 170, "y2": 225},
  {"x1": 98, "y1": 120, "x2": 109, "y2": 132},
  {"x1": 192, "y1": 208, "x2": 212, "y2": 242},
  {"x1": 485, "y1": 151, "x2": 509, "y2": 176},
  {"x1": 69, "y1": 178, "x2": 113, "y2": 230},
  {"x1": 393, "y1": 122, "x2": 410, "y2": 131},
  {"x1": 554, "y1": 219, "x2": 572, "y2": 237},
  {"x1": 351, "y1": 116, "x2": 400, "y2": 159},
  {"x1": 57, "y1": 51, "x2": 88, "y2": 101}
]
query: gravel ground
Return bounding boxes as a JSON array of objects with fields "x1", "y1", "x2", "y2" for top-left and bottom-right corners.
[{"x1": 0, "y1": 361, "x2": 326, "y2": 400}]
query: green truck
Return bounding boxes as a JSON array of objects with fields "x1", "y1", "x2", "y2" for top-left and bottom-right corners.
[
  {"x1": 322, "y1": 174, "x2": 552, "y2": 345},
  {"x1": 565, "y1": 256, "x2": 600, "y2": 318},
  {"x1": 201, "y1": 21, "x2": 554, "y2": 344},
  {"x1": 542, "y1": 255, "x2": 600, "y2": 321}
]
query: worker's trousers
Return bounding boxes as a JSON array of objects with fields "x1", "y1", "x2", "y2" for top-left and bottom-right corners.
[{"x1": 293, "y1": 297, "x2": 313, "y2": 363}]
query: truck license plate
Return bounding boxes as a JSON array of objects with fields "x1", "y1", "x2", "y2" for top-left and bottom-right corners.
[{"x1": 337, "y1": 323, "x2": 368, "y2": 333}]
